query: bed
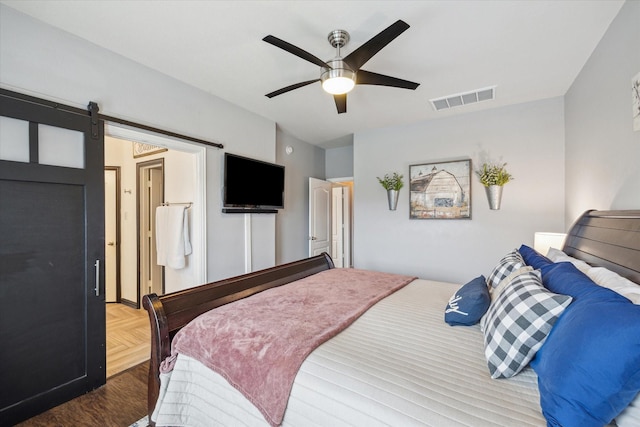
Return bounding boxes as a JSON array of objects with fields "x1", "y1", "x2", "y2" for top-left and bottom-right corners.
[{"x1": 143, "y1": 209, "x2": 640, "y2": 426}]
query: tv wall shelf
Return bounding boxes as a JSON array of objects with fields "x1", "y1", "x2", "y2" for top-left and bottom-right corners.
[{"x1": 222, "y1": 208, "x2": 278, "y2": 214}]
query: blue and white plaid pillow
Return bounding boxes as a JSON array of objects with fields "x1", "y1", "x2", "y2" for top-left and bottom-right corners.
[
  {"x1": 486, "y1": 249, "x2": 525, "y2": 289},
  {"x1": 481, "y1": 269, "x2": 572, "y2": 379}
]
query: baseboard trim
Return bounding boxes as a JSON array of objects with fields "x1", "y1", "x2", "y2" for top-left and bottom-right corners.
[{"x1": 120, "y1": 298, "x2": 138, "y2": 309}]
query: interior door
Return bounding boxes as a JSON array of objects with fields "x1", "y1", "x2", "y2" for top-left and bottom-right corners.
[
  {"x1": 331, "y1": 186, "x2": 344, "y2": 267},
  {"x1": 308, "y1": 177, "x2": 332, "y2": 257},
  {"x1": 148, "y1": 167, "x2": 163, "y2": 296},
  {"x1": 105, "y1": 167, "x2": 119, "y2": 303},
  {"x1": 138, "y1": 160, "x2": 164, "y2": 301},
  {"x1": 341, "y1": 184, "x2": 352, "y2": 268},
  {"x1": 0, "y1": 91, "x2": 105, "y2": 424}
]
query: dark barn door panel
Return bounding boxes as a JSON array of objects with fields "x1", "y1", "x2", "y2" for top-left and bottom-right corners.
[{"x1": 0, "y1": 91, "x2": 105, "y2": 425}]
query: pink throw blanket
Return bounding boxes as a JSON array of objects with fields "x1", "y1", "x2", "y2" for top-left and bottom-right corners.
[{"x1": 160, "y1": 268, "x2": 416, "y2": 426}]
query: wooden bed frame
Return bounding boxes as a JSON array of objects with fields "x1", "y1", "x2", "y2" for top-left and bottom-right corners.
[
  {"x1": 142, "y1": 210, "x2": 640, "y2": 423},
  {"x1": 142, "y1": 252, "x2": 334, "y2": 420},
  {"x1": 563, "y1": 210, "x2": 640, "y2": 284}
]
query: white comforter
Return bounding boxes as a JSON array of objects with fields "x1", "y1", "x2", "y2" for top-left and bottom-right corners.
[{"x1": 153, "y1": 279, "x2": 545, "y2": 426}]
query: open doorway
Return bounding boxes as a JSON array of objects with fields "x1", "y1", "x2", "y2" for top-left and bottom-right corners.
[
  {"x1": 309, "y1": 177, "x2": 353, "y2": 268},
  {"x1": 103, "y1": 125, "x2": 207, "y2": 377}
]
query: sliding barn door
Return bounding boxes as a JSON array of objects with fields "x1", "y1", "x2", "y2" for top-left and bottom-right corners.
[{"x1": 0, "y1": 90, "x2": 105, "y2": 424}]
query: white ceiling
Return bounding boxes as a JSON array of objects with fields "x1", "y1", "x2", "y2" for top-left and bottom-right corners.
[{"x1": 1, "y1": 0, "x2": 624, "y2": 147}]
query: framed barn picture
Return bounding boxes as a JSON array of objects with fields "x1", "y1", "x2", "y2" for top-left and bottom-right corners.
[{"x1": 409, "y1": 159, "x2": 471, "y2": 219}]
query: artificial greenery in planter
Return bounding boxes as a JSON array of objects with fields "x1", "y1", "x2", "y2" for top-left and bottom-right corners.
[
  {"x1": 376, "y1": 172, "x2": 404, "y2": 191},
  {"x1": 476, "y1": 163, "x2": 513, "y2": 186},
  {"x1": 476, "y1": 163, "x2": 513, "y2": 210},
  {"x1": 377, "y1": 172, "x2": 404, "y2": 210}
]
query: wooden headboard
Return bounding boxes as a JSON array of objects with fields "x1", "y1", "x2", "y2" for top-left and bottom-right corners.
[{"x1": 563, "y1": 209, "x2": 640, "y2": 284}]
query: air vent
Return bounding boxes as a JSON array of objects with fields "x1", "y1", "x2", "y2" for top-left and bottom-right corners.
[{"x1": 430, "y1": 86, "x2": 496, "y2": 111}]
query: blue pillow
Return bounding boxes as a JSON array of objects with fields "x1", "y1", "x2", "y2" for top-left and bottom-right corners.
[
  {"x1": 531, "y1": 262, "x2": 640, "y2": 427},
  {"x1": 444, "y1": 275, "x2": 490, "y2": 326},
  {"x1": 519, "y1": 244, "x2": 553, "y2": 269}
]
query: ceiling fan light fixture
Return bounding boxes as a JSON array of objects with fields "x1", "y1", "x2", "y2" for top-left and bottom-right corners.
[
  {"x1": 322, "y1": 75, "x2": 355, "y2": 95},
  {"x1": 321, "y1": 59, "x2": 355, "y2": 95}
]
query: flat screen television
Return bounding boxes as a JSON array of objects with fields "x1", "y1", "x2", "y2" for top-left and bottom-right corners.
[{"x1": 223, "y1": 153, "x2": 285, "y2": 213}]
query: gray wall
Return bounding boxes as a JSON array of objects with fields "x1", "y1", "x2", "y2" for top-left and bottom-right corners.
[
  {"x1": 276, "y1": 128, "x2": 326, "y2": 264},
  {"x1": 326, "y1": 145, "x2": 354, "y2": 179},
  {"x1": 564, "y1": 0, "x2": 640, "y2": 224},
  {"x1": 353, "y1": 98, "x2": 566, "y2": 283},
  {"x1": 1, "y1": 5, "x2": 277, "y2": 284}
]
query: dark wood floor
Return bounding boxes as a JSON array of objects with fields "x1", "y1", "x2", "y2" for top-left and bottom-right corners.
[{"x1": 16, "y1": 361, "x2": 149, "y2": 427}]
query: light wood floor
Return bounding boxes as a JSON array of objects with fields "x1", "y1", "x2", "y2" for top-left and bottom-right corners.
[{"x1": 107, "y1": 303, "x2": 150, "y2": 378}]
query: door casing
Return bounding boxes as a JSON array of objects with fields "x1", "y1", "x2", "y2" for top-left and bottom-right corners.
[
  {"x1": 309, "y1": 178, "x2": 353, "y2": 267},
  {"x1": 106, "y1": 124, "x2": 207, "y2": 289},
  {"x1": 105, "y1": 166, "x2": 121, "y2": 303},
  {"x1": 137, "y1": 159, "x2": 165, "y2": 305}
]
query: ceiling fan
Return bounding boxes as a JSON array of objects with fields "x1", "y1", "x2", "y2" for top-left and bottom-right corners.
[{"x1": 263, "y1": 20, "x2": 420, "y2": 114}]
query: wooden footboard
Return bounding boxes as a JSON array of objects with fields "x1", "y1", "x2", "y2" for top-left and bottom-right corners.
[{"x1": 142, "y1": 252, "x2": 334, "y2": 423}]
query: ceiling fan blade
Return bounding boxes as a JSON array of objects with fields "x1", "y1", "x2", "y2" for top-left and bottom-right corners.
[
  {"x1": 356, "y1": 70, "x2": 420, "y2": 90},
  {"x1": 263, "y1": 35, "x2": 332, "y2": 69},
  {"x1": 343, "y1": 20, "x2": 410, "y2": 71},
  {"x1": 265, "y1": 79, "x2": 320, "y2": 98},
  {"x1": 334, "y1": 94, "x2": 347, "y2": 114}
]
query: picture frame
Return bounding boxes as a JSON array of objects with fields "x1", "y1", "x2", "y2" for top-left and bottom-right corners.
[
  {"x1": 132, "y1": 142, "x2": 167, "y2": 158},
  {"x1": 409, "y1": 159, "x2": 471, "y2": 219}
]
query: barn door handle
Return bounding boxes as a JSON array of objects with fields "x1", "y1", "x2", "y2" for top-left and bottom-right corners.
[{"x1": 94, "y1": 259, "x2": 100, "y2": 297}]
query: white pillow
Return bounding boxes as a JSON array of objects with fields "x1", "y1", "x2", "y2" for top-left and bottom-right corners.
[
  {"x1": 587, "y1": 267, "x2": 640, "y2": 305},
  {"x1": 546, "y1": 248, "x2": 640, "y2": 305},
  {"x1": 616, "y1": 392, "x2": 640, "y2": 427},
  {"x1": 545, "y1": 247, "x2": 591, "y2": 273}
]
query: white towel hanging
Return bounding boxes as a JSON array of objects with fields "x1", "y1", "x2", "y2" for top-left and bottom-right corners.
[{"x1": 156, "y1": 205, "x2": 192, "y2": 270}]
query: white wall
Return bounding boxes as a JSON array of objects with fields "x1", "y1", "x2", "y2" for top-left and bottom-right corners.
[
  {"x1": 564, "y1": 0, "x2": 640, "y2": 224},
  {"x1": 276, "y1": 128, "x2": 325, "y2": 264},
  {"x1": 1, "y1": 5, "x2": 276, "y2": 285},
  {"x1": 161, "y1": 149, "x2": 199, "y2": 291},
  {"x1": 354, "y1": 97, "x2": 565, "y2": 283}
]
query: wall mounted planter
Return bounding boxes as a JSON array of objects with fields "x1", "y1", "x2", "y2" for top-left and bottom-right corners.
[
  {"x1": 485, "y1": 185, "x2": 503, "y2": 210},
  {"x1": 377, "y1": 172, "x2": 404, "y2": 211},
  {"x1": 387, "y1": 189, "x2": 399, "y2": 210}
]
